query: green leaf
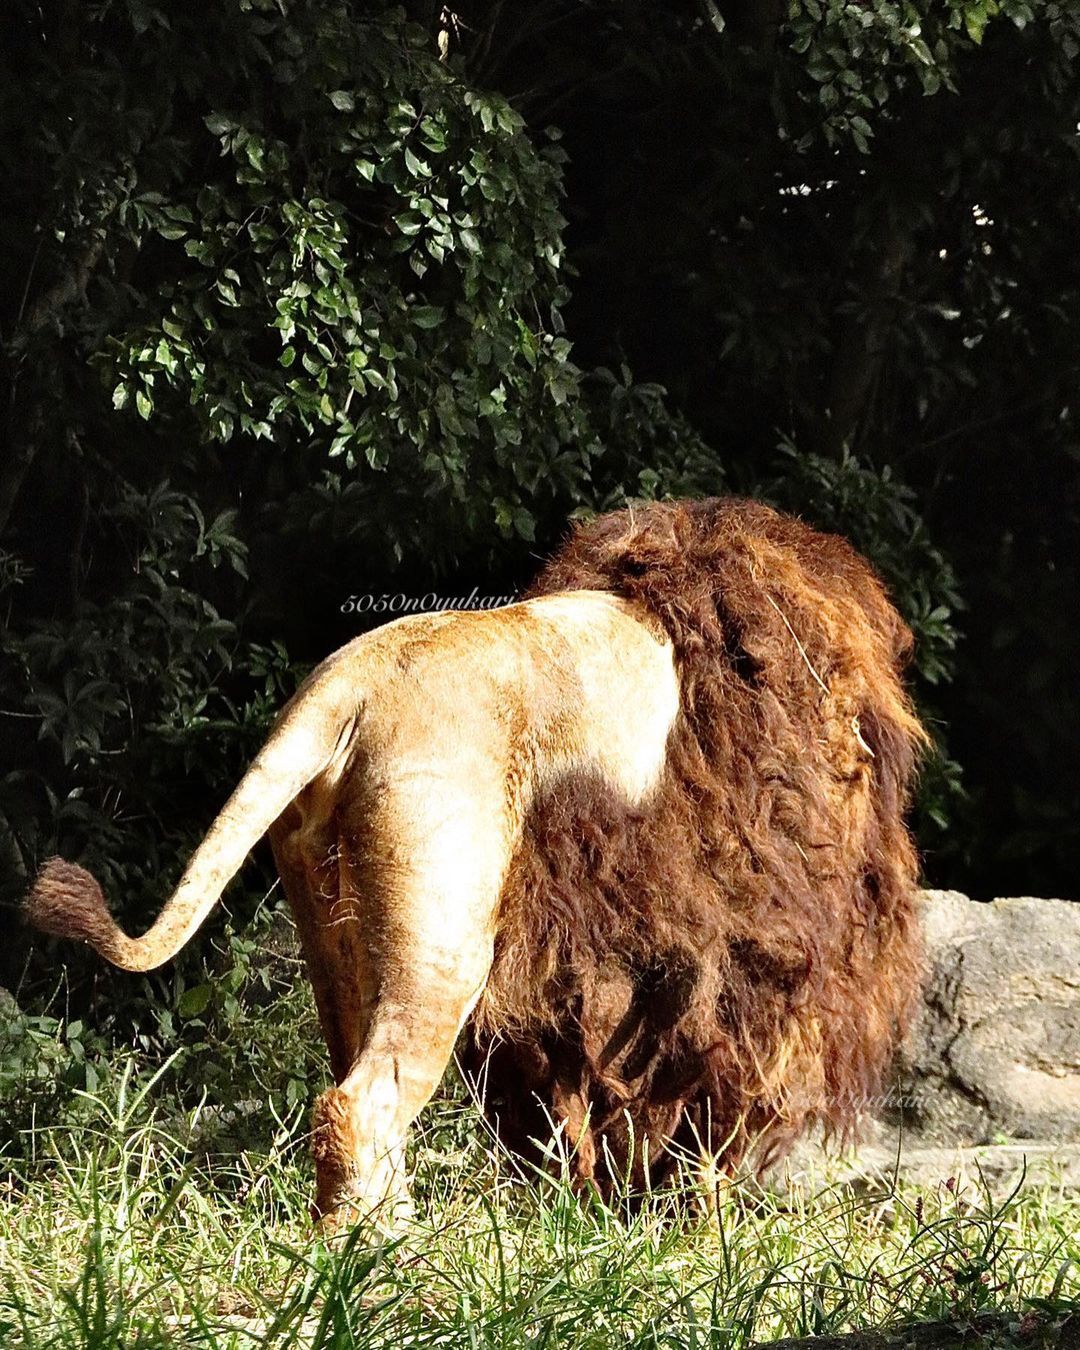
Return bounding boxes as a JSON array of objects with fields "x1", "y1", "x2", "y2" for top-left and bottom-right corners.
[
  {"x1": 964, "y1": 1, "x2": 996, "y2": 43},
  {"x1": 328, "y1": 89, "x2": 355, "y2": 112},
  {"x1": 178, "y1": 984, "x2": 212, "y2": 1019},
  {"x1": 411, "y1": 305, "x2": 444, "y2": 329},
  {"x1": 404, "y1": 146, "x2": 430, "y2": 178}
]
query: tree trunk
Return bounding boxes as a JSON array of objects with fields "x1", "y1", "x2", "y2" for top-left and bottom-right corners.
[
  {"x1": 0, "y1": 232, "x2": 105, "y2": 537},
  {"x1": 819, "y1": 204, "x2": 915, "y2": 459}
]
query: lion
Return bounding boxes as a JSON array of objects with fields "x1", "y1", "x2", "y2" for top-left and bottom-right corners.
[{"x1": 25, "y1": 497, "x2": 927, "y2": 1227}]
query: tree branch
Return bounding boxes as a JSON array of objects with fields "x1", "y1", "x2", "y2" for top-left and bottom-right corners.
[
  {"x1": 818, "y1": 204, "x2": 915, "y2": 458},
  {"x1": 0, "y1": 231, "x2": 106, "y2": 537},
  {"x1": 21, "y1": 231, "x2": 106, "y2": 340}
]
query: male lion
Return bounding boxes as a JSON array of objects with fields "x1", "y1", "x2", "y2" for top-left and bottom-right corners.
[{"x1": 26, "y1": 498, "x2": 927, "y2": 1226}]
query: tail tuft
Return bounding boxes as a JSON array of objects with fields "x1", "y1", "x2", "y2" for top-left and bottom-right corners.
[{"x1": 24, "y1": 857, "x2": 115, "y2": 950}]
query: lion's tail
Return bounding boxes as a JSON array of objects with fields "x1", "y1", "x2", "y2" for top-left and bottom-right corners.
[{"x1": 24, "y1": 671, "x2": 359, "y2": 972}]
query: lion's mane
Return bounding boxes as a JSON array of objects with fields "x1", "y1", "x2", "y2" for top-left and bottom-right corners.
[{"x1": 466, "y1": 497, "x2": 927, "y2": 1191}]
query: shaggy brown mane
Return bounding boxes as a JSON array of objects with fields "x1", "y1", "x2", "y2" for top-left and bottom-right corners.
[{"x1": 465, "y1": 496, "x2": 928, "y2": 1192}]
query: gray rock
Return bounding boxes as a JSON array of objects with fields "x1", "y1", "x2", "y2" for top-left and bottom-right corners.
[
  {"x1": 754, "y1": 1310, "x2": 1079, "y2": 1350},
  {"x1": 765, "y1": 890, "x2": 1080, "y2": 1196},
  {"x1": 774, "y1": 1138, "x2": 1080, "y2": 1200},
  {"x1": 890, "y1": 890, "x2": 1080, "y2": 1146}
]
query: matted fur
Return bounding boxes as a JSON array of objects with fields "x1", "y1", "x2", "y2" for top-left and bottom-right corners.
[{"x1": 465, "y1": 497, "x2": 928, "y2": 1192}]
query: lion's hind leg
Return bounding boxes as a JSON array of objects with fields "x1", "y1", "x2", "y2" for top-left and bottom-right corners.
[
  {"x1": 269, "y1": 802, "x2": 383, "y2": 1230},
  {"x1": 269, "y1": 804, "x2": 377, "y2": 1086},
  {"x1": 307, "y1": 790, "x2": 506, "y2": 1231}
]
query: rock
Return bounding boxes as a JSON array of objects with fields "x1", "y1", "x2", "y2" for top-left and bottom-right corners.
[
  {"x1": 774, "y1": 1139, "x2": 1080, "y2": 1201},
  {"x1": 891, "y1": 891, "x2": 1080, "y2": 1146},
  {"x1": 754, "y1": 1311, "x2": 1079, "y2": 1350},
  {"x1": 766, "y1": 890, "x2": 1080, "y2": 1195}
]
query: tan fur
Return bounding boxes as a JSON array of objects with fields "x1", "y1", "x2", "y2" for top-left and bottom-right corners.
[
  {"x1": 26, "y1": 588, "x2": 680, "y2": 1224},
  {"x1": 25, "y1": 498, "x2": 925, "y2": 1227}
]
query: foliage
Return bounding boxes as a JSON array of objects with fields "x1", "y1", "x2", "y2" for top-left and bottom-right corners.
[
  {"x1": 0, "y1": 0, "x2": 720, "y2": 1020},
  {"x1": 104, "y1": 10, "x2": 592, "y2": 562},
  {"x1": 0, "y1": 898, "x2": 321, "y2": 1149},
  {"x1": 4, "y1": 0, "x2": 1073, "y2": 1068},
  {"x1": 784, "y1": 0, "x2": 1057, "y2": 150},
  {"x1": 0, "y1": 988, "x2": 111, "y2": 1136},
  {"x1": 469, "y1": 0, "x2": 1080, "y2": 896},
  {"x1": 0, "y1": 476, "x2": 294, "y2": 1025}
]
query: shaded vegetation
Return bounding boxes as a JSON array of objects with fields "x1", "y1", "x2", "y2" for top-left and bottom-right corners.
[{"x1": 468, "y1": 0, "x2": 1080, "y2": 897}]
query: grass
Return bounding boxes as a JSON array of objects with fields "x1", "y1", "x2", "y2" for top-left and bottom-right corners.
[{"x1": 1, "y1": 1051, "x2": 1077, "y2": 1350}]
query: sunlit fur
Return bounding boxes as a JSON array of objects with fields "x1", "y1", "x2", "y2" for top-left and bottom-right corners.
[{"x1": 25, "y1": 497, "x2": 926, "y2": 1227}]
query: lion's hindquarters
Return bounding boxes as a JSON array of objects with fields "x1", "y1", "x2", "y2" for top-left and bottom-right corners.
[{"x1": 305, "y1": 778, "x2": 509, "y2": 1224}]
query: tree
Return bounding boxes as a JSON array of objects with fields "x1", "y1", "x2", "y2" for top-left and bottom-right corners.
[
  {"x1": 458, "y1": 0, "x2": 1080, "y2": 896},
  {"x1": 0, "y1": 0, "x2": 719, "y2": 1011}
]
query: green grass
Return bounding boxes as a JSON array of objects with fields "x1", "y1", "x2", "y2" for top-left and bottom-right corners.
[{"x1": 1, "y1": 1053, "x2": 1077, "y2": 1350}]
